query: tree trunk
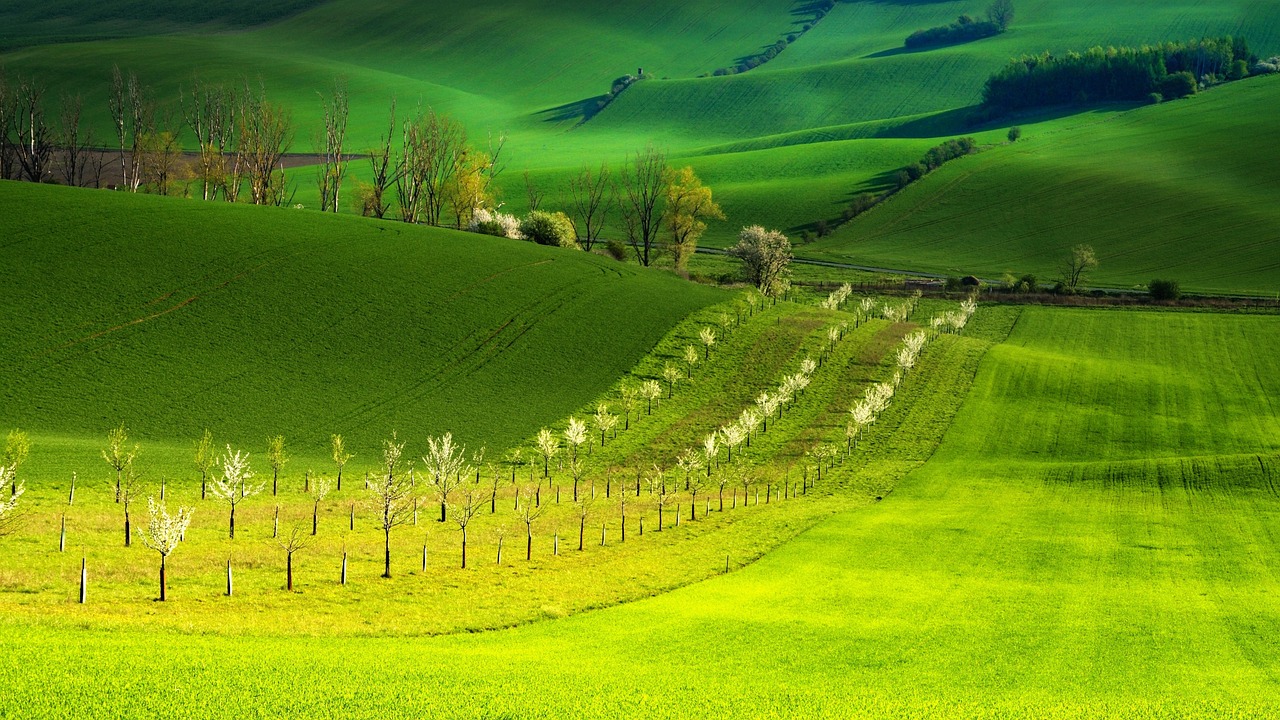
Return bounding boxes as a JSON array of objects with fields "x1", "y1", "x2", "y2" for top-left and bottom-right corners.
[
  {"x1": 159, "y1": 556, "x2": 167, "y2": 602},
  {"x1": 719, "y1": 487, "x2": 724, "y2": 511},
  {"x1": 337, "y1": 467, "x2": 342, "y2": 492},
  {"x1": 59, "y1": 515, "x2": 66, "y2": 552},
  {"x1": 229, "y1": 506, "x2": 236, "y2": 539},
  {"x1": 440, "y1": 500, "x2": 447, "y2": 523},
  {"x1": 272, "y1": 469, "x2": 278, "y2": 496},
  {"x1": 658, "y1": 504, "x2": 663, "y2": 531},
  {"x1": 383, "y1": 529, "x2": 392, "y2": 578},
  {"x1": 578, "y1": 518, "x2": 585, "y2": 551},
  {"x1": 227, "y1": 558, "x2": 233, "y2": 596},
  {"x1": 287, "y1": 552, "x2": 295, "y2": 591},
  {"x1": 461, "y1": 527, "x2": 468, "y2": 569},
  {"x1": 313, "y1": 503, "x2": 319, "y2": 535},
  {"x1": 124, "y1": 510, "x2": 131, "y2": 547},
  {"x1": 79, "y1": 557, "x2": 87, "y2": 604},
  {"x1": 201, "y1": 473, "x2": 206, "y2": 500},
  {"x1": 115, "y1": 469, "x2": 121, "y2": 503},
  {"x1": 341, "y1": 552, "x2": 347, "y2": 585},
  {"x1": 526, "y1": 530, "x2": 532, "y2": 561}
]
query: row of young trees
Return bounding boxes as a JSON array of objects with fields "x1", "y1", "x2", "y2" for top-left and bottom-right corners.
[{"x1": 981, "y1": 36, "x2": 1255, "y2": 113}]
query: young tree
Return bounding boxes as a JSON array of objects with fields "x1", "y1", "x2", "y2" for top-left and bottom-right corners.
[
  {"x1": 640, "y1": 380, "x2": 662, "y2": 415},
  {"x1": 369, "y1": 434, "x2": 415, "y2": 578},
  {"x1": 535, "y1": 428, "x2": 559, "y2": 478},
  {"x1": 519, "y1": 485, "x2": 545, "y2": 561},
  {"x1": 446, "y1": 148, "x2": 494, "y2": 229},
  {"x1": 399, "y1": 107, "x2": 466, "y2": 225},
  {"x1": 118, "y1": 461, "x2": 141, "y2": 547},
  {"x1": 0, "y1": 467, "x2": 23, "y2": 537},
  {"x1": 619, "y1": 385, "x2": 639, "y2": 430},
  {"x1": 568, "y1": 161, "x2": 610, "y2": 250},
  {"x1": 331, "y1": 434, "x2": 353, "y2": 491},
  {"x1": 422, "y1": 433, "x2": 468, "y2": 522},
  {"x1": 702, "y1": 433, "x2": 720, "y2": 477},
  {"x1": 675, "y1": 448, "x2": 703, "y2": 491},
  {"x1": 451, "y1": 487, "x2": 483, "y2": 568},
  {"x1": 140, "y1": 497, "x2": 193, "y2": 602},
  {"x1": 266, "y1": 435, "x2": 289, "y2": 496},
  {"x1": 683, "y1": 345, "x2": 699, "y2": 379},
  {"x1": 316, "y1": 77, "x2": 350, "y2": 213},
  {"x1": 616, "y1": 486, "x2": 631, "y2": 542},
  {"x1": 721, "y1": 424, "x2": 746, "y2": 464},
  {"x1": 277, "y1": 525, "x2": 309, "y2": 591},
  {"x1": 102, "y1": 422, "x2": 138, "y2": 504},
  {"x1": 58, "y1": 93, "x2": 98, "y2": 187},
  {"x1": 3, "y1": 430, "x2": 30, "y2": 496},
  {"x1": 662, "y1": 364, "x2": 681, "y2": 398},
  {"x1": 699, "y1": 327, "x2": 717, "y2": 360},
  {"x1": 739, "y1": 408, "x2": 762, "y2": 447},
  {"x1": 1062, "y1": 244, "x2": 1098, "y2": 290},
  {"x1": 310, "y1": 477, "x2": 333, "y2": 535},
  {"x1": 755, "y1": 392, "x2": 778, "y2": 433},
  {"x1": 646, "y1": 465, "x2": 673, "y2": 531},
  {"x1": 728, "y1": 226, "x2": 793, "y2": 298},
  {"x1": 686, "y1": 470, "x2": 707, "y2": 520},
  {"x1": 616, "y1": 145, "x2": 668, "y2": 266},
  {"x1": 194, "y1": 429, "x2": 215, "y2": 500},
  {"x1": 564, "y1": 418, "x2": 588, "y2": 463},
  {"x1": 593, "y1": 404, "x2": 618, "y2": 447},
  {"x1": 663, "y1": 166, "x2": 724, "y2": 270},
  {"x1": 109, "y1": 66, "x2": 154, "y2": 192},
  {"x1": 208, "y1": 446, "x2": 262, "y2": 539},
  {"x1": 574, "y1": 493, "x2": 595, "y2": 551}
]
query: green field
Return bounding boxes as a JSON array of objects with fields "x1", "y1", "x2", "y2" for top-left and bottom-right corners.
[
  {"x1": 809, "y1": 75, "x2": 1280, "y2": 295},
  {"x1": 3, "y1": 0, "x2": 1278, "y2": 271},
  {"x1": 5, "y1": 301, "x2": 1279, "y2": 717}
]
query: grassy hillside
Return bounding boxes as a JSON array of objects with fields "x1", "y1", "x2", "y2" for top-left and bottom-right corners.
[
  {"x1": 809, "y1": 75, "x2": 1280, "y2": 295},
  {"x1": 6, "y1": 306, "x2": 1279, "y2": 717},
  {"x1": 0, "y1": 180, "x2": 722, "y2": 457}
]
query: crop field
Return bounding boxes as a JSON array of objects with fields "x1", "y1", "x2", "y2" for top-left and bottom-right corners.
[
  {"x1": 812, "y1": 75, "x2": 1280, "y2": 295},
  {"x1": 2, "y1": 0, "x2": 1277, "y2": 260},
  {"x1": 3, "y1": 1, "x2": 1280, "y2": 716},
  {"x1": 4, "y1": 305, "x2": 1279, "y2": 717}
]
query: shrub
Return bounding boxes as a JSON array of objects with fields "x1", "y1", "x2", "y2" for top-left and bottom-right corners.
[
  {"x1": 1228, "y1": 59, "x2": 1250, "y2": 80},
  {"x1": 1007, "y1": 126, "x2": 1022, "y2": 142},
  {"x1": 905, "y1": 16, "x2": 1001, "y2": 49},
  {"x1": 815, "y1": 220, "x2": 830, "y2": 238},
  {"x1": 1148, "y1": 279, "x2": 1181, "y2": 301},
  {"x1": 944, "y1": 277, "x2": 966, "y2": 292},
  {"x1": 1159, "y1": 71, "x2": 1197, "y2": 99},
  {"x1": 605, "y1": 239, "x2": 628, "y2": 261},
  {"x1": 470, "y1": 207, "x2": 522, "y2": 239},
  {"x1": 1147, "y1": 92, "x2": 1164, "y2": 104},
  {"x1": 520, "y1": 211, "x2": 577, "y2": 248},
  {"x1": 474, "y1": 221, "x2": 507, "y2": 237}
]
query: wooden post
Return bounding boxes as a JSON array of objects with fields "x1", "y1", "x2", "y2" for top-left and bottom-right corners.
[
  {"x1": 349, "y1": 504, "x2": 354, "y2": 530},
  {"x1": 273, "y1": 505, "x2": 279, "y2": 538},
  {"x1": 78, "y1": 557, "x2": 87, "y2": 604},
  {"x1": 422, "y1": 541, "x2": 428, "y2": 571},
  {"x1": 341, "y1": 551, "x2": 348, "y2": 585},
  {"x1": 226, "y1": 558, "x2": 233, "y2": 597},
  {"x1": 59, "y1": 515, "x2": 66, "y2": 552},
  {"x1": 553, "y1": 533, "x2": 559, "y2": 556},
  {"x1": 600, "y1": 522, "x2": 606, "y2": 546},
  {"x1": 68, "y1": 472, "x2": 76, "y2": 506}
]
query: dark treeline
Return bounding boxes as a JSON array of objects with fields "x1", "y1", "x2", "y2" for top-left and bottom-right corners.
[
  {"x1": 706, "y1": 0, "x2": 835, "y2": 77},
  {"x1": 905, "y1": 0, "x2": 1013, "y2": 49},
  {"x1": 905, "y1": 16, "x2": 1001, "y2": 49},
  {"x1": 982, "y1": 36, "x2": 1255, "y2": 113}
]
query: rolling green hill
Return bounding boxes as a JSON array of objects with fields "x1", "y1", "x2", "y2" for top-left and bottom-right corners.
[
  {"x1": 807, "y1": 75, "x2": 1280, "y2": 295},
  {"x1": 0, "y1": 180, "x2": 721, "y2": 457},
  {"x1": 5, "y1": 306, "x2": 1280, "y2": 717}
]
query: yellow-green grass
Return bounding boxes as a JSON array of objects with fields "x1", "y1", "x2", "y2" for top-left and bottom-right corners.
[
  {"x1": 6, "y1": 306, "x2": 1280, "y2": 717},
  {"x1": 810, "y1": 75, "x2": 1280, "y2": 295}
]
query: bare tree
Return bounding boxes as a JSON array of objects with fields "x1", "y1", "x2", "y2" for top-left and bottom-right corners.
[
  {"x1": 109, "y1": 66, "x2": 152, "y2": 192},
  {"x1": 182, "y1": 76, "x2": 234, "y2": 200},
  {"x1": 101, "y1": 422, "x2": 139, "y2": 504},
  {"x1": 523, "y1": 170, "x2": 543, "y2": 212},
  {"x1": 568, "y1": 162, "x2": 611, "y2": 250},
  {"x1": 276, "y1": 525, "x2": 309, "y2": 591},
  {"x1": 645, "y1": 465, "x2": 672, "y2": 531},
  {"x1": 238, "y1": 84, "x2": 294, "y2": 206},
  {"x1": 208, "y1": 446, "x2": 263, "y2": 539},
  {"x1": 364, "y1": 98, "x2": 398, "y2": 218},
  {"x1": 616, "y1": 145, "x2": 668, "y2": 266},
  {"x1": 58, "y1": 93, "x2": 97, "y2": 187},
  {"x1": 12, "y1": 75, "x2": 53, "y2": 183},
  {"x1": 519, "y1": 485, "x2": 544, "y2": 560},
  {"x1": 422, "y1": 433, "x2": 468, "y2": 522},
  {"x1": 266, "y1": 435, "x2": 288, "y2": 496},
  {"x1": 451, "y1": 487, "x2": 482, "y2": 568},
  {"x1": 140, "y1": 497, "x2": 193, "y2": 601},
  {"x1": 399, "y1": 107, "x2": 466, "y2": 225},
  {"x1": 574, "y1": 493, "x2": 595, "y2": 551},
  {"x1": 316, "y1": 77, "x2": 349, "y2": 213},
  {"x1": 367, "y1": 434, "x2": 415, "y2": 578},
  {"x1": 331, "y1": 433, "x2": 353, "y2": 491},
  {"x1": 0, "y1": 70, "x2": 13, "y2": 181}
]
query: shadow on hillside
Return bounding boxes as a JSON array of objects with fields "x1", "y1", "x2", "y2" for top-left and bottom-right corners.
[{"x1": 534, "y1": 95, "x2": 608, "y2": 126}]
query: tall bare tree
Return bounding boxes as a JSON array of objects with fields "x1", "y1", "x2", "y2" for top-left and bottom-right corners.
[
  {"x1": 316, "y1": 77, "x2": 349, "y2": 213},
  {"x1": 101, "y1": 422, "x2": 139, "y2": 504},
  {"x1": 109, "y1": 66, "x2": 153, "y2": 192},
  {"x1": 238, "y1": 84, "x2": 294, "y2": 206},
  {"x1": 369, "y1": 433, "x2": 415, "y2": 578},
  {"x1": 451, "y1": 487, "x2": 482, "y2": 568},
  {"x1": 58, "y1": 93, "x2": 97, "y2": 187},
  {"x1": 399, "y1": 107, "x2": 466, "y2": 225},
  {"x1": 12, "y1": 75, "x2": 52, "y2": 183},
  {"x1": 364, "y1": 98, "x2": 398, "y2": 218},
  {"x1": 277, "y1": 525, "x2": 309, "y2": 591},
  {"x1": 266, "y1": 435, "x2": 288, "y2": 496},
  {"x1": 616, "y1": 146, "x2": 668, "y2": 266},
  {"x1": 524, "y1": 170, "x2": 543, "y2": 212},
  {"x1": 195, "y1": 429, "x2": 215, "y2": 501},
  {"x1": 519, "y1": 485, "x2": 545, "y2": 561},
  {"x1": 181, "y1": 76, "x2": 234, "y2": 201},
  {"x1": 568, "y1": 162, "x2": 610, "y2": 251},
  {"x1": 0, "y1": 70, "x2": 13, "y2": 181}
]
